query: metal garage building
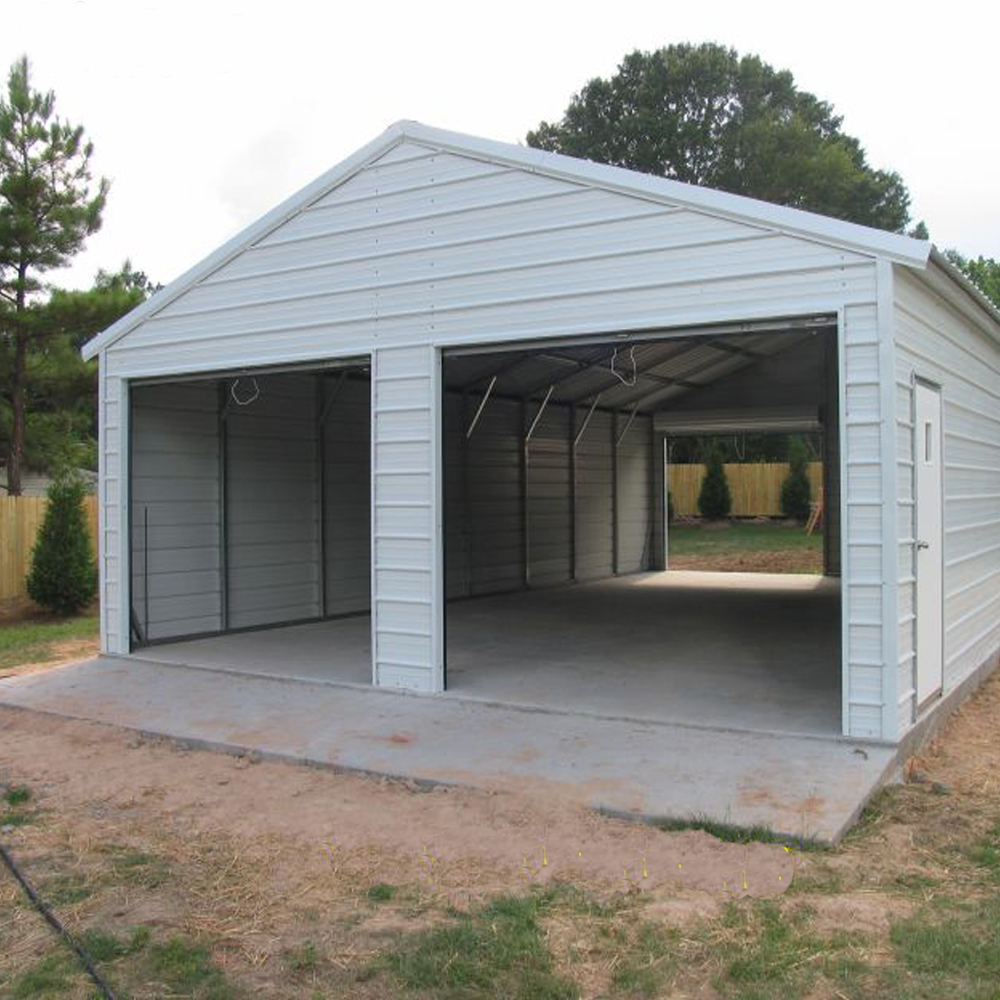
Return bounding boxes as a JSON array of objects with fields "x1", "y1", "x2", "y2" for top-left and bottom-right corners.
[{"x1": 82, "y1": 121, "x2": 1000, "y2": 746}]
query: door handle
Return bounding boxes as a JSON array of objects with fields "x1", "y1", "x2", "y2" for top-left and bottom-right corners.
[{"x1": 916, "y1": 540, "x2": 930, "y2": 550}]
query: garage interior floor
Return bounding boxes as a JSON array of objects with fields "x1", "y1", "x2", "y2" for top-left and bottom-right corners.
[{"x1": 146, "y1": 570, "x2": 841, "y2": 738}]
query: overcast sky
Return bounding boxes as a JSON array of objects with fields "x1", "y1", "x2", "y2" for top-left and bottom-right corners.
[{"x1": 6, "y1": 0, "x2": 997, "y2": 291}]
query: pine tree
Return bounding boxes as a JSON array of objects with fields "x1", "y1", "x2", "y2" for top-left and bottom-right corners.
[
  {"x1": 780, "y1": 437, "x2": 813, "y2": 521},
  {"x1": 0, "y1": 56, "x2": 107, "y2": 494},
  {"x1": 698, "y1": 447, "x2": 732, "y2": 520},
  {"x1": 26, "y1": 474, "x2": 97, "y2": 615}
]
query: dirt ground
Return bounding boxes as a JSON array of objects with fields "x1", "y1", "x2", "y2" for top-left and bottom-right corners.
[
  {"x1": 1, "y1": 653, "x2": 999, "y2": 998},
  {"x1": 667, "y1": 549, "x2": 823, "y2": 573}
]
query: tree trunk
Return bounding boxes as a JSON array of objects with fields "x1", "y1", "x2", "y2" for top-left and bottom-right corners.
[
  {"x1": 8, "y1": 328, "x2": 26, "y2": 495},
  {"x1": 7, "y1": 263, "x2": 28, "y2": 496}
]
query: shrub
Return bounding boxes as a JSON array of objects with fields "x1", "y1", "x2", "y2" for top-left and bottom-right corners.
[
  {"x1": 698, "y1": 447, "x2": 732, "y2": 519},
  {"x1": 780, "y1": 438, "x2": 813, "y2": 521},
  {"x1": 26, "y1": 475, "x2": 97, "y2": 615}
]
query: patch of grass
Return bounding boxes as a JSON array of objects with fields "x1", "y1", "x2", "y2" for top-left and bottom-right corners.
[
  {"x1": 0, "y1": 809, "x2": 36, "y2": 827},
  {"x1": 652, "y1": 814, "x2": 828, "y2": 853},
  {"x1": 105, "y1": 846, "x2": 170, "y2": 888},
  {"x1": 4, "y1": 785, "x2": 31, "y2": 806},
  {"x1": 286, "y1": 941, "x2": 320, "y2": 972},
  {"x1": 78, "y1": 925, "x2": 149, "y2": 963},
  {"x1": 147, "y1": 936, "x2": 235, "y2": 999},
  {"x1": 9, "y1": 951, "x2": 74, "y2": 998},
  {"x1": 710, "y1": 901, "x2": 844, "y2": 999},
  {"x1": 39, "y1": 872, "x2": 94, "y2": 906},
  {"x1": 609, "y1": 921, "x2": 678, "y2": 997},
  {"x1": 967, "y1": 820, "x2": 1000, "y2": 881},
  {"x1": 668, "y1": 521, "x2": 823, "y2": 555},
  {"x1": 0, "y1": 613, "x2": 98, "y2": 671},
  {"x1": 366, "y1": 882, "x2": 398, "y2": 903},
  {"x1": 889, "y1": 897, "x2": 1000, "y2": 994},
  {"x1": 375, "y1": 888, "x2": 577, "y2": 999}
]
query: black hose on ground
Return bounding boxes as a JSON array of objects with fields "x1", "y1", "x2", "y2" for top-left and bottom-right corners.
[{"x1": 0, "y1": 839, "x2": 118, "y2": 1000}]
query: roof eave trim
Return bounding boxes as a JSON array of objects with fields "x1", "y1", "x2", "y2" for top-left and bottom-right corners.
[
  {"x1": 924, "y1": 246, "x2": 1000, "y2": 340},
  {"x1": 81, "y1": 122, "x2": 409, "y2": 360}
]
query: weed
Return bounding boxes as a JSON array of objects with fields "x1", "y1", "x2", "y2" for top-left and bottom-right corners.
[
  {"x1": 0, "y1": 810, "x2": 35, "y2": 828},
  {"x1": 108, "y1": 846, "x2": 170, "y2": 888},
  {"x1": 79, "y1": 926, "x2": 149, "y2": 963},
  {"x1": 376, "y1": 887, "x2": 577, "y2": 999},
  {"x1": 609, "y1": 921, "x2": 678, "y2": 997},
  {"x1": 967, "y1": 820, "x2": 1000, "y2": 881},
  {"x1": 147, "y1": 936, "x2": 235, "y2": 999},
  {"x1": 367, "y1": 882, "x2": 398, "y2": 903},
  {"x1": 40, "y1": 872, "x2": 93, "y2": 906},
  {"x1": 9, "y1": 951, "x2": 74, "y2": 998},
  {"x1": 3, "y1": 786, "x2": 31, "y2": 807},
  {"x1": 286, "y1": 941, "x2": 320, "y2": 972}
]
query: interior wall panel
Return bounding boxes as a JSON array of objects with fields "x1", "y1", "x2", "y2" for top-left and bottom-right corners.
[
  {"x1": 322, "y1": 376, "x2": 371, "y2": 615},
  {"x1": 130, "y1": 382, "x2": 222, "y2": 641},
  {"x1": 225, "y1": 373, "x2": 320, "y2": 629}
]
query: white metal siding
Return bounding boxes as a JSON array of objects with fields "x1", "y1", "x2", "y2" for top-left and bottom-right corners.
[
  {"x1": 893, "y1": 266, "x2": 1000, "y2": 730},
  {"x1": 104, "y1": 142, "x2": 876, "y2": 380},
  {"x1": 842, "y1": 302, "x2": 891, "y2": 739},
  {"x1": 97, "y1": 137, "x2": 893, "y2": 737},
  {"x1": 131, "y1": 382, "x2": 222, "y2": 640},
  {"x1": 372, "y1": 345, "x2": 440, "y2": 692},
  {"x1": 98, "y1": 367, "x2": 127, "y2": 653}
]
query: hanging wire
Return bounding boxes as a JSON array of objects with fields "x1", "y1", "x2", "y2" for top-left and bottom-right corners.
[
  {"x1": 609, "y1": 345, "x2": 637, "y2": 387},
  {"x1": 733, "y1": 432, "x2": 746, "y2": 461},
  {"x1": 230, "y1": 377, "x2": 260, "y2": 406}
]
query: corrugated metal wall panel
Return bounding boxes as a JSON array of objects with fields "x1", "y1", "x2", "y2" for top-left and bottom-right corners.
[
  {"x1": 225, "y1": 374, "x2": 320, "y2": 629},
  {"x1": 372, "y1": 345, "x2": 440, "y2": 693},
  {"x1": 106, "y1": 146, "x2": 875, "y2": 379},
  {"x1": 616, "y1": 414, "x2": 653, "y2": 573},
  {"x1": 323, "y1": 376, "x2": 371, "y2": 615},
  {"x1": 100, "y1": 370, "x2": 125, "y2": 652},
  {"x1": 526, "y1": 403, "x2": 572, "y2": 586},
  {"x1": 130, "y1": 382, "x2": 222, "y2": 641},
  {"x1": 893, "y1": 267, "x2": 1000, "y2": 728},
  {"x1": 842, "y1": 302, "x2": 886, "y2": 740},
  {"x1": 574, "y1": 409, "x2": 614, "y2": 580}
]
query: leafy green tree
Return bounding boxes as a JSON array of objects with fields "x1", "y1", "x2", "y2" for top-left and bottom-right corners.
[
  {"x1": 528, "y1": 43, "x2": 910, "y2": 232},
  {"x1": 945, "y1": 251, "x2": 1000, "y2": 311},
  {"x1": 0, "y1": 262, "x2": 150, "y2": 485},
  {"x1": 697, "y1": 445, "x2": 731, "y2": 520},
  {"x1": 0, "y1": 55, "x2": 108, "y2": 495},
  {"x1": 780, "y1": 436, "x2": 813, "y2": 521},
  {"x1": 26, "y1": 473, "x2": 97, "y2": 615}
]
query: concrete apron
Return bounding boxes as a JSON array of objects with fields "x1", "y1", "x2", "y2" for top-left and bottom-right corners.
[{"x1": 0, "y1": 656, "x2": 897, "y2": 843}]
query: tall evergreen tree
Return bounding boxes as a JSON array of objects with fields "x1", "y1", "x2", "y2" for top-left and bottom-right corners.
[{"x1": 0, "y1": 56, "x2": 108, "y2": 494}]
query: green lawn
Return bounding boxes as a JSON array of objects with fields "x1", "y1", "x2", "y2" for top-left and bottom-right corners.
[
  {"x1": 0, "y1": 613, "x2": 99, "y2": 672},
  {"x1": 668, "y1": 520, "x2": 823, "y2": 573}
]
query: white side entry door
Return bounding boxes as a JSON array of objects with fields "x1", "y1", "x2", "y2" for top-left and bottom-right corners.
[{"x1": 914, "y1": 380, "x2": 943, "y2": 705}]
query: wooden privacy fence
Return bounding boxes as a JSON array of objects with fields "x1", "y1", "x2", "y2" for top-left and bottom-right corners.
[
  {"x1": 0, "y1": 496, "x2": 99, "y2": 601},
  {"x1": 669, "y1": 462, "x2": 823, "y2": 518}
]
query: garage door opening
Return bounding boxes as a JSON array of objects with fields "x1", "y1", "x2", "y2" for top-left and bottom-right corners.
[
  {"x1": 441, "y1": 321, "x2": 844, "y2": 736},
  {"x1": 128, "y1": 361, "x2": 372, "y2": 684}
]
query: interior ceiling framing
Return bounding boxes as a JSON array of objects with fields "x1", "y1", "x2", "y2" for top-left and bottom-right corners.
[{"x1": 444, "y1": 324, "x2": 832, "y2": 414}]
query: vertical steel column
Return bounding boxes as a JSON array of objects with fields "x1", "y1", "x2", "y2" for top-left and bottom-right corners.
[
  {"x1": 461, "y1": 391, "x2": 473, "y2": 596},
  {"x1": 569, "y1": 403, "x2": 577, "y2": 581},
  {"x1": 217, "y1": 381, "x2": 230, "y2": 631},
  {"x1": 612, "y1": 410, "x2": 620, "y2": 575},
  {"x1": 316, "y1": 374, "x2": 327, "y2": 617},
  {"x1": 520, "y1": 398, "x2": 529, "y2": 587},
  {"x1": 651, "y1": 432, "x2": 666, "y2": 571}
]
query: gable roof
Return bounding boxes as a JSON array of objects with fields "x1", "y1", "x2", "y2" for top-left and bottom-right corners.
[{"x1": 83, "y1": 120, "x2": 933, "y2": 361}]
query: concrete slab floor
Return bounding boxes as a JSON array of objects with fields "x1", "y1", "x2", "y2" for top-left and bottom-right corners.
[
  {"x1": 147, "y1": 571, "x2": 841, "y2": 738},
  {"x1": 0, "y1": 657, "x2": 892, "y2": 842}
]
